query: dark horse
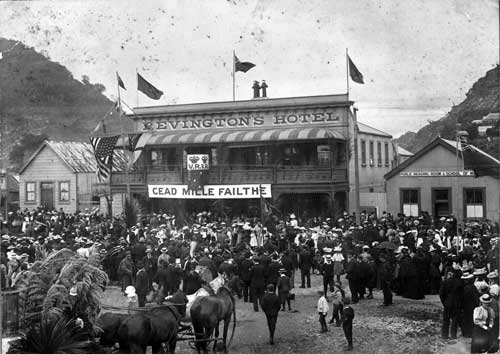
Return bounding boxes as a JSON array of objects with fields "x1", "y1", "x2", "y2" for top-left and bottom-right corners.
[
  {"x1": 190, "y1": 286, "x2": 236, "y2": 354},
  {"x1": 116, "y1": 290, "x2": 188, "y2": 354}
]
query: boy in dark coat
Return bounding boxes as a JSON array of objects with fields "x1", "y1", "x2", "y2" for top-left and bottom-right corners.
[
  {"x1": 261, "y1": 284, "x2": 281, "y2": 345},
  {"x1": 342, "y1": 297, "x2": 355, "y2": 351}
]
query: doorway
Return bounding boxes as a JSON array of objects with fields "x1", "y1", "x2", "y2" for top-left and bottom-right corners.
[
  {"x1": 41, "y1": 182, "x2": 54, "y2": 210},
  {"x1": 432, "y1": 188, "x2": 451, "y2": 218}
]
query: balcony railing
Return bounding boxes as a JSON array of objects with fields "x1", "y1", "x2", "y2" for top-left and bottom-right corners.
[{"x1": 112, "y1": 164, "x2": 348, "y2": 185}]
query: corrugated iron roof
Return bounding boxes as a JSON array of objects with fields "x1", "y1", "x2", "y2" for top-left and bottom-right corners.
[
  {"x1": 46, "y1": 141, "x2": 128, "y2": 173},
  {"x1": 357, "y1": 122, "x2": 392, "y2": 138}
]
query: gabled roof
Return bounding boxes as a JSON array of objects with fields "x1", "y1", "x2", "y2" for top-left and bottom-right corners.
[
  {"x1": 384, "y1": 137, "x2": 464, "y2": 180},
  {"x1": 357, "y1": 122, "x2": 392, "y2": 138},
  {"x1": 463, "y1": 144, "x2": 500, "y2": 177},
  {"x1": 19, "y1": 140, "x2": 128, "y2": 175}
]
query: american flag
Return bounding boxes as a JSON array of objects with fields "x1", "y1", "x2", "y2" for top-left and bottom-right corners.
[{"x1": 89, "y1": 135, "x2": 119, "y2": 182}]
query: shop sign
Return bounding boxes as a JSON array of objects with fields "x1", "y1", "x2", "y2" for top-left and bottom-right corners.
[
  {"x1": 141, "y1": 108, "x2": 346, "y2": 132},
  {"x1": 148, "y1": 184, "x2": 272, "y2": 199},
  {"x1": 187, "y1": 154, "x2": 209, "y2": 171},
  {"x1": 400, "y1": 170, "x2": 475, "y2": 177}
]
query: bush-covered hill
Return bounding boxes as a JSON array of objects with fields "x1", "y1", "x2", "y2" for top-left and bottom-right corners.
[
  {"x1": 0, "y1": 38, "x2": 123, "y2": 171},
  {"x1": 394, "y1": 65, "x2": 499, "y2": 156}
]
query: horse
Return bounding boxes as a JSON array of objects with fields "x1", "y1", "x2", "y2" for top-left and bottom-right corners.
[
  {"x1": 116, "y1": 290, "x2": 188, "y2": 354},
  {"x1": 96, "y1": 312, "x2": 129, "y2": 347},
  {"x1": 190, "y1": 286, "x2": 236, "y2": 354}
]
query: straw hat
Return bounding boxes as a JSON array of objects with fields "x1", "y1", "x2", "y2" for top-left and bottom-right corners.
[
  {"x1": 461, "y1": 272, "x2": 473, "y2": 280},
  {"x1": 480, "y1": 294, "x2": 492, "y2": 303},
  {"x1": 473, "y1": 268, "x2": 488, "y2": 276},
  {"x1": 487, "y1": 270, "x2": 499, "y2": 279}
]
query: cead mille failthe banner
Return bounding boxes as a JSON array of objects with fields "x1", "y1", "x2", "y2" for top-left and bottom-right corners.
[{"x1": 148, "y1": 184, "x2": 272, "y2": 199}]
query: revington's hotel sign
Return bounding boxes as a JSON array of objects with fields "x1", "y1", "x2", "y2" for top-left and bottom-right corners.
[
  {"x1": 141, "y1": 108, "x2": 346, "y2": 132},
  {"x1": 148, "y1": 184, "x2": 272, "y2": 199}
]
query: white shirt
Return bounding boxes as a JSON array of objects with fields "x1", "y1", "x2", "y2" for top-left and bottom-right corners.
[{"x1": 317, "y1": 296, "x2": 329, "y2": 314}]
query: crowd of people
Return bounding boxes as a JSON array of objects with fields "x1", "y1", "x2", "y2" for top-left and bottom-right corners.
[{"x1": 1, "y1": 206, "x2": 499, "y2": 352}]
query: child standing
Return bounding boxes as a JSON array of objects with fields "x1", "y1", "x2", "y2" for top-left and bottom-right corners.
[
  {"x1": 342, "y1": 297, "x2": 355, "y2": 351},
  {"x1": 317, "y1": 290, "x2": 329, "y2": 333},
  {"x1": 329, "y1": 282, "x2": 345, "y2": 326},
  {"x1": 277, "y1": 268, "x2": 292, "y2": 311}
]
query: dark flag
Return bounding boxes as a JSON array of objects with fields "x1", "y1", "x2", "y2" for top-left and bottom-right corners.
[
  {"x1": 128, "y1": 133, "x2": 143, "y2": 151},
  {"x1": 89, "y1": 135, "x2": 120, "y2": 182},
  {"x1": 348, "y1": 55, "x2": 364, "y2": 84},
  {"x1": 187, "y1": 170, "x2": 208, "y2": 191},
  {"x1": 117, "y1": 72, "x2": 126, "y2": 90},
  {"x1": 234, "y1": 54, "x2": 255, "y2": 73},
  {"x1": 137, "y1": 73, "x2": 164, "y2": 100}
]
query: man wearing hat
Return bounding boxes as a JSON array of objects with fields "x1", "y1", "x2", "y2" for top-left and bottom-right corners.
[
  {"x1": 249, "y1": 256, "x2": 266, "y2": 312},
  {"x1": 261, "y1": 284, "x2": 281, "y2": 345},
  {"x1": 277, "y1": 268, "x2": 292, "y2": 311},
  {"x1": 439, "y1": 270, "x2": 463, "y2": 339},
  {"x1": 298, "y1": 245, "x2": 313, "y2": 289},
  {"x1": 117, "y1": 252, "x2": 134, "y2": 294},
  {"x1": 462, "y1": 272, "x2": 480, "y2": 338},
  {"x1": 321, "y1": 253, "x2": 335, "y2": 296}
]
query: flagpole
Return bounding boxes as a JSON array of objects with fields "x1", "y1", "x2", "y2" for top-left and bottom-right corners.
[
  {"x1": 232, "y1": 50, "x2": 236, "y2": 101},
  {"x1": 346, "y1": 48, "x2": 350, "y2": 99},
  {"x1": 117, "y1": 72, "x2": 131, "y2": 201}
]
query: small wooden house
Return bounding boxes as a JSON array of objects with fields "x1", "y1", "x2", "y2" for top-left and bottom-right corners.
[{"x1": 18, "y1": 140, "x2": 125, "y2": 213}]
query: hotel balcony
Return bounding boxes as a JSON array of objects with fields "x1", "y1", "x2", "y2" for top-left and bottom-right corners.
[{"x1": 111, "y1": 164, "x2": 348, "y2": 186}]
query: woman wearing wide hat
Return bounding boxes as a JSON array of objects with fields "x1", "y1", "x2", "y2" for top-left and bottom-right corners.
[{"x1": 471, "y1": 294, "x2": 495, "y2": 353}]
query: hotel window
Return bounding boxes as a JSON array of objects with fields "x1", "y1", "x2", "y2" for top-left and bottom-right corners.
[
  {"x1": 317, "y1": 145, "x2": 330, "y2": 166},
  {"x1": 361, "y1": 140, "x2": 366, "y2": 166},
  {"x1": 384, "y1": 142, "x2": 390, "y2": 166},
  {"x1": 59, "y1": 182, "x2": 70, "y2": 202},
  {"x1": 336, "y1": 142, "x2": 346, "y2": 163},
  {"x1": 377, "y1": 141, "x2": 382, "y2": 166},
  {"x1": 151, "y1": 150, "x2": 164, "y2": 169},
  {"x1": 369, "y1": 141, "x2": 374, "y2": 166},
  {"x1": 401, "y1": 189, "x2": 419, "y2": 216},
  {"x1": 464, "y1": 188, "x2": 485, "y2": 218},
  {"x1": 26, "y1": 182, "x2": 36, "y2": 202}
]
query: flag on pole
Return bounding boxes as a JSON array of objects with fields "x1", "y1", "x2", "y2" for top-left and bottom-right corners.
[
  {"x1": 348, "y1": 55, "x2": 364, "y2": 84},
  {"x1": 234, "y1": 54, "x2": 255, "y2": 73},
  {"x1": 89, "y1": 135, "x2": 120, "y2": 182},
  {"x1": 117, "y1": 72, "x2": 126, "y2": 90},
  {"x1": 137, "y1": 73, "x2": 164, "y2": 100}
]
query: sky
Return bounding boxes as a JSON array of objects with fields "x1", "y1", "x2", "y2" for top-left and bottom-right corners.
[{"x1": 0, "y1": 0, "x2": 498, "y2": 137}]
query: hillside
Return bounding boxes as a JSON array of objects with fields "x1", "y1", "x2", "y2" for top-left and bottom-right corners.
[
  {"x1": 0, "y1": 38, "x2": 129, "y2": 172},
  {"x1": 394, "y1": 65, "x2": 499, "y2": 154}
]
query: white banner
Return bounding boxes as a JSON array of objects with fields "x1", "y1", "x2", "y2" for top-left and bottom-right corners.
[
  {"x1": 148, "y1": 184, "x2": 272, "y2": 199},
  {"x1": 187, "y1": 154, "x2": 209, "y2": 171},
  {"x1": 400, "y1": 170, "x2": 475, "y2": 177}
]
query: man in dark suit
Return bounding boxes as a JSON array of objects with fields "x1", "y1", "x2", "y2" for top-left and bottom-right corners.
[
  {"x1": 342, "y1": 297, "x2": 355, "y2": 351},
  {"x1": 439, "y1": 270, "x2": 463, "y2": 339},
  {"x1": 135, "y1": 261, "x2": 149, "y2": 307},
  {"x1": 239, "y1": 252, "x2": 253, "y2": 302},
  {"x1": 261, "y1": 284, "x2": 281, "y2": 345},
  {"x1": 249, "y1": 257, "x2": 267, "y2": 311},
  {"x1": 299, "y1": 246, "x2": 312, "y2": 288}
]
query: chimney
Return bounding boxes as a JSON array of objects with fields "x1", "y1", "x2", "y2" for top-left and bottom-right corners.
[
  {"x1": 252, "y1": 81, "x2": 260, "y2": 99},
  {"x1": 261, "y1": 80, "x2": 268, "y2": 98}
]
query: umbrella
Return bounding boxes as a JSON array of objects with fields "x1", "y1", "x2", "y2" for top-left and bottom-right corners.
[{"x1": 377, "y1": 241, "x2": 397, "y2": 250}]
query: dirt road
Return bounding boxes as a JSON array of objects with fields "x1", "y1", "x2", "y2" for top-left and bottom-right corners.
[{"x1": 102, "y1": 274, "x2": 471, "y2": 354}]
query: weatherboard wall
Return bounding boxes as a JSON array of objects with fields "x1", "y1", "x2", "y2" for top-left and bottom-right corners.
[
  {"x1": 385, "y1": 143, "x2": 499, "y2": 224},
  {"x1": 19, "y1": 145, "x2": 95, "y2": 213}
]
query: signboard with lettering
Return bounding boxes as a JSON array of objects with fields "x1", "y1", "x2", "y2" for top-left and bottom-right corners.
[
  {"x1": 141, "y1": 108, "x2": 347, "y2": 132},
  {"x1": 148, "y1": 184, "x2": 272, "y2": 199},
  {"x1": 400, "y1": 170, "x2": 475, "y2": 177},
  {"x1": 187, "y1": 154, "x2": 209, "y2": 171}
]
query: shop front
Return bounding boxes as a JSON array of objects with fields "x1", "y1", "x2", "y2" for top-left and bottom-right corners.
[{"x1": 110, "y1": 94, "x2": 354, "y2": 220}]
